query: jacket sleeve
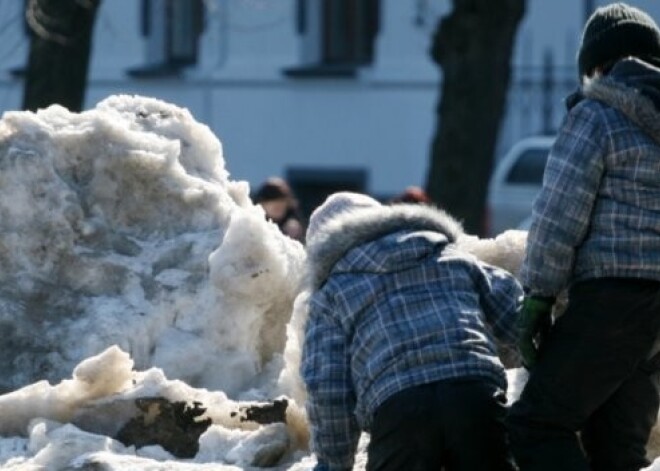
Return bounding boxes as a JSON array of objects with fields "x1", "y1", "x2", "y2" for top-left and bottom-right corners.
[
  {"x1": 301, "y1": 291, "x2": 360, "y2": 471},
  {"x1": 477, "y1": 264, "x2": 524, "y2": 346},
  {"x1": 521, "y1": 102, "x2": 606, "y2": 297}
]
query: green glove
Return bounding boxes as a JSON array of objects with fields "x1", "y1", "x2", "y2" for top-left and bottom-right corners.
[{"x1": 517, "y1": 295, "x2": 554, "y2": 369}]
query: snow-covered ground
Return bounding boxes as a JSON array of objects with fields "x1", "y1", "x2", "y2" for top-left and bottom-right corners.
[{"x1": 0, "y1": 95, "x2": 657, "y2": 470}]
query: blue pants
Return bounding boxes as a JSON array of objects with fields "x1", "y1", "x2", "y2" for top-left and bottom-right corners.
[
  {"x1": 508, "y1": 278, "x2": 660, "y2": 471},
  {"x1": 367, "y1": 378, "x2": 516, "y2": 471}
]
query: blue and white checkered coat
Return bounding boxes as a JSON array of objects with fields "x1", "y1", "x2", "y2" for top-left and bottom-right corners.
[
  {"x1": 301, "y1": 204, "x2": 523, "y2": 470},
  {"x1": 522, "y1": 58, "x2": 660, "y2": 297}
]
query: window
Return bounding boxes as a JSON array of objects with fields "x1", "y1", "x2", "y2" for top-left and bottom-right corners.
[
  {"x1": 285, "y1": 0, "x2": 380, "y2": 78},
  {"x1": 286, "y1": 167, "x2": 368, "y2": 219},
  {"x1": 128, "y1": 0, "x2": 205, "y2": 77},
  {"x1": 506, "y1": 148, "x2": 549, "y2": 185}
]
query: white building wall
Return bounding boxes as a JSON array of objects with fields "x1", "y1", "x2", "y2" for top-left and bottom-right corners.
[
  {"x1": 88, "y1": 0, "x2": 443, "y2": 197},
  {"x1": 2, "y1": 0, "x2": 660, "y2": 197}
]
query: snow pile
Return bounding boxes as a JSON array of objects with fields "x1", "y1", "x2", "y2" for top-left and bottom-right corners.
[
  {"x1": 0, "y1": 346, "x2": 310, "y2": 469},
  {"x1": 0, "y1": 94, "x2": 305, "y2": 397},
  {"x1": 0, "y1": 94, "x2": 313, "y2": 469}
]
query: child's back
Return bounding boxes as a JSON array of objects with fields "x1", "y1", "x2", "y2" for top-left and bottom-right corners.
[{"x1": 302, "y1": 192, "x2": 523, "y2": 471}]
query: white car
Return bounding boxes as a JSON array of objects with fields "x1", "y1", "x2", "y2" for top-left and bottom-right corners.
[{"x1": 486, "y1": 136, "x2": 554, "y2": 237}]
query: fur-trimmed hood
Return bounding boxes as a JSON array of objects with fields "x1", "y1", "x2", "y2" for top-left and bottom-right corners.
[
  {"x1": 305, "y1": 204, "x2": 464, "y2": 289},
  {"x1": 581, "y1": 57, "x2": 660, "y2": 142}
]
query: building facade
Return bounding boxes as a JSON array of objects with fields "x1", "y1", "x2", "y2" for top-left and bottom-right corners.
[{"x1": 0, "y1": 0, "x2": 658, "y2": 211}]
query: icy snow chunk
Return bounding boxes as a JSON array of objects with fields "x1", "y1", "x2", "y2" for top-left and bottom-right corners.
[{"x1": 0, "y1": 94, "x2": 305, "y2": 398}]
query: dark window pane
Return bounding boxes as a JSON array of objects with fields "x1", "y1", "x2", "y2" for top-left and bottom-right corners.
[
  {"x1": 168, "y1": 0, "x2": 204, "y2": 65},
  {"x1": 296, "y1": 0, "x2": 306, "y2": 34},
  {"x1": 322, "y1": 0, "x2": 379, "y2": 66},
  {"x1": 141, "y1": 0, "x2": 151, "y2": 36}
]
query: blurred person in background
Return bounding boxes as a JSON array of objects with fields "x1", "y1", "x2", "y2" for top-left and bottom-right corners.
[
  {"x1": 507, "y1": 3, "x2": 660, "y2": 470},
  {"x1": 254, "y1": 177, "x2": 305, "y2": 242},
  {"x1": 388, "y1": 185, "x2": 433, "y2": 205}
]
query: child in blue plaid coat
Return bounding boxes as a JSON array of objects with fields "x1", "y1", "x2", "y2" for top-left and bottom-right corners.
[
  {"x1": 300, "y1": 192, "x2": 523, "y2": 471},
  {"x1": 508, "y1": 4, "x2": 660, "y2": 471}
]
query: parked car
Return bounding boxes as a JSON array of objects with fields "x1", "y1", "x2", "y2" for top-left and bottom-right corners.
[{"x1": 486, "y1": 136, "x2": 555, "y2": 237}]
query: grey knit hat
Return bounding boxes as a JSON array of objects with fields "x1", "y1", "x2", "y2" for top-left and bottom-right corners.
[
  {"x1": 306, "y1": 192, "x2": 380, "y2": 241},
  {"x1": 578, "y1": 2, "x2": 660, "y2": 77}
]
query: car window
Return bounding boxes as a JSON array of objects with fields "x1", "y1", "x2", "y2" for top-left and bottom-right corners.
[{"x1": 506, "y1": 148, "x2": 549, "y2": 184}]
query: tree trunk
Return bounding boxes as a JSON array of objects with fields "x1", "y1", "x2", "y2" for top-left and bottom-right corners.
[
  {"x1": 23, "y1": 0, "x2": 101, "y2": 112},
  {"x1": 426, "y1": 0, "x2": 525, "y2": 236}
]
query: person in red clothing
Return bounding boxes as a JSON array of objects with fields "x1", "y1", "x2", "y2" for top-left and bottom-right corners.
[{"x1": 388, "y1": 186, "x2": 433, "y2": 205}]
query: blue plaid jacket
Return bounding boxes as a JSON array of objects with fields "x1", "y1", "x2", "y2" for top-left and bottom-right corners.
[
  {"x1": 301, "y1": 205, "x2": 522, "y2": 470},
  {"x1": 522, "y1": 58, "x2": 660, "y2": 297}
]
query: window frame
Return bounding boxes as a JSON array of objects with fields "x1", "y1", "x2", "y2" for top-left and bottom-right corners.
[
  {"x1": 284, "y1": 0, "x2": 380, "y2": 78},
  {"x1": 128, "y1": 0, "x2": 205, "y2": 78}
]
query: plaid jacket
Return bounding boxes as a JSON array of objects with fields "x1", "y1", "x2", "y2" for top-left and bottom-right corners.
[
  {"x1": 521, "y1": 58, "x2": 660, "y2": 297},
  {"x1": 301, "y1": 205, "x2": 522, "y2": 470}
]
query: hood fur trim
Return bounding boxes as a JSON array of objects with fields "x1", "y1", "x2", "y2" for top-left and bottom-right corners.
[
  {"x1": 583, "y1": 75, "x2": 660, "y2": 142},
  {"x1": 305, "y1": 204, "x2": 463, "y2": 289}
]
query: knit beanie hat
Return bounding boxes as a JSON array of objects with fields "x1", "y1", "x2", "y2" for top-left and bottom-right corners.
[
  {"x1": 306, "y1": 192, "x2": 380, "y2": 241},
  {"x1": 578, "y1": 2, "x2": 660, "y2": 78}
]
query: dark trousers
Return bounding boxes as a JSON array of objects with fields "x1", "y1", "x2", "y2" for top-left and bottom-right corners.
[
  {"x1": 507, "y1": 278, "x2": 660, "y2": 471},
  {"x1": 367, "y1": 378, "x2": 516, "y2": 471}
]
